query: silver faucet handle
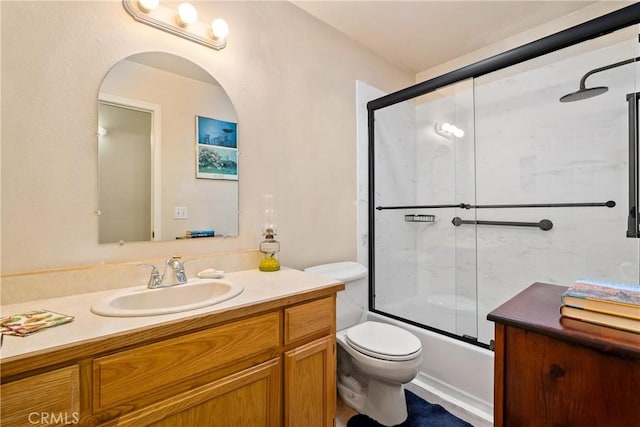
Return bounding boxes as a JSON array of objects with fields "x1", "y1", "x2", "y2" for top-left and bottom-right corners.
[
  {"x1": 166, "y1": 255, "x2": 189, "y2": 284},
  {"x1": 166, "y1": 255, "x2": 184, "y2": 267},
  {"x1": 138, "y1": 263, "x2": 163, "y2": 288}
]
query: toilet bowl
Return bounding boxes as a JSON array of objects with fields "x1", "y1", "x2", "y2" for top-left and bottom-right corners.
[
  {"x1": 336, "y1": 321, "x2": 423, "y2": 425},
  {"x1": 304, "y1": 262, "x2": 423, "y2": 426}
]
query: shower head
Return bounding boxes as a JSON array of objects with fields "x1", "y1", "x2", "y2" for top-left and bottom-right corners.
[
  {"x1": 559, "y1": 56, "x2": 639, "y2": 103},
  {"x1": 559, "y1": 86, "x2": 609, "y2": 103}
]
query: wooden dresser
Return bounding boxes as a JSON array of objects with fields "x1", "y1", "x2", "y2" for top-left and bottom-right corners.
[{"x1": 488, "y1": 282, "x2": 640, "y2": 427}]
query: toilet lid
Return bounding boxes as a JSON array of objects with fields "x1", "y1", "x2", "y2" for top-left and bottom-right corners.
[{"x1": 346, "y1": 321, "x2": 421, "y2": 361}]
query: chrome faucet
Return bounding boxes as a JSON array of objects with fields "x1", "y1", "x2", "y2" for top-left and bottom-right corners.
[
  {"x1": 138, "y1": 264, "x2": 164, "y2": 288},
  {"x1": 165, "y1": 255, "x2": 188, "y2": 286},
  {"x1": 138, "y1": 256, "x2": 189, "y2": 289}
]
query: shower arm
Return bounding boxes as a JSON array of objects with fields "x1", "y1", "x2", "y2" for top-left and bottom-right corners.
[{"x1": 579, "y1": 56, "x2": 640, "y2": 89}]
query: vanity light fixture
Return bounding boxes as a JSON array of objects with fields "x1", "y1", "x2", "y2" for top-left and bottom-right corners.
[
  {"x1": 176, "y1": 2, "x2": 198, "y2": 27},
  {"x1": 210, "y1": 18, "x2": 230, "y2": 41},
  {"x1": 123, "y1": 0, "x2": 228, "y2": 50},
  {"x1": 435, "y1": 122, "x2": 465, "y2": 139},
  {"x1": 137, "y1": 0, "x2": 159, "y2": 13}
]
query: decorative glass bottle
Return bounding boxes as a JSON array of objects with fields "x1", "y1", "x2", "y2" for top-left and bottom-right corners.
[
  {"x1": 259, "y1": 194, "x2": 280, "y2": 272},
  {"x1": 259, "y1": 227, "x2": 280, "y2": 272}
]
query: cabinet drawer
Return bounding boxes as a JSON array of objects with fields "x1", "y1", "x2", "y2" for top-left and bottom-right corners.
[
  {"x1": 284, "y1": 297, "x2": 334, "y2": 345},
  {"x1": 1, "y1": 365, "x2": 80, "y2": 427},
  {"x1": 101, "y1": 358, "x2": 282, "y2": 427},
  {"x1": 93, "y1": 311, "x2": 280, "y2": 411}
]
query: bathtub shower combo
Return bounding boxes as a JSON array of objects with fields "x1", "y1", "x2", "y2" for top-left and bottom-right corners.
[{"x1": 363, "y1": 5, "x2": 640, "y2": 420}]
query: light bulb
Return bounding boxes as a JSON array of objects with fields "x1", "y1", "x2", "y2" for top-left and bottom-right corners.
[
  {"x1": 177, "y1": 2, "x2": 198, "y2": 27},
  {"x1": 435, "y1": 122, "x2": 464, "y2": 139},
  {"x1": 137, "y1": 0, "x2": 159, "y2": 13},
  {"x1": 210, "y1": 18, "x2": 229, "y2": 40}
]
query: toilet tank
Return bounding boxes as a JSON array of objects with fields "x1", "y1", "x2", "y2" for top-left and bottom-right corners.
[{"x1": 304, "y1": 262, "x2": 368, "y2": 331}]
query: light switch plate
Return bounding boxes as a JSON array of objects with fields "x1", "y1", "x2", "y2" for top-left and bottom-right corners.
[{"x1": 174, "y1": 206, "x2": 188, "y2": 219}]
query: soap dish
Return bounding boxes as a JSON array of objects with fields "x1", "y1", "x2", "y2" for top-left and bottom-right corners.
[{"x1": 197, "y1": 268, "x2": 225, "y2": 279}]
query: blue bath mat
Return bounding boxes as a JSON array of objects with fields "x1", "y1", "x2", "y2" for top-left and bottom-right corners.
[{"x1": 346, "y1": 390, "x2": 473, "y2": 427}]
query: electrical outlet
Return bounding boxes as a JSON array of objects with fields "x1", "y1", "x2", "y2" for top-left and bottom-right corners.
[{"x1": 174, "y1": 206, "x2": 188, "y2": 219}]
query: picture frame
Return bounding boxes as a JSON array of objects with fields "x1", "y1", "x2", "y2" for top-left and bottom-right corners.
[{"x1": 195, "y1": 115, "x2": 238, "y2": 180}]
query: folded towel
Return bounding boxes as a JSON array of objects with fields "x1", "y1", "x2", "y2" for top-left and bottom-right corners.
[{"x1": 1, "y1": 309, "x2": 74, "y2": 337}]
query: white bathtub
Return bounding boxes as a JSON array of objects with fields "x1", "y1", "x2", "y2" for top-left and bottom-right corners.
[
  {"x1": 377, "y1": 293, "x2": 483, "y2": 342},
  {"x1": 367, "y1": 311, "x2": 494, "y2": 424}
]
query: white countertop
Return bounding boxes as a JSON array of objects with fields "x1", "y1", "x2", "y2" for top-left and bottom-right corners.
[{"x1": 0, "y1": 268, "x2": 342, "y2": 361}]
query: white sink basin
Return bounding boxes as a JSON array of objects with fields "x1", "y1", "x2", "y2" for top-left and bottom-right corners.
[{"x1": 91, "y1": 279, "x2": 243, "y2": 317}]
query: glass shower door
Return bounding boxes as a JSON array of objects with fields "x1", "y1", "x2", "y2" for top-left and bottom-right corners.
[
  {"x1": 370, "y1": 16, "x2": 640, "y2": 349},
  {"x1": 473, "y1": 25, "x2": 640, "y2": 345},
  {"x1": 371, "y1": 78, "x2": 479, "y2": 342}
]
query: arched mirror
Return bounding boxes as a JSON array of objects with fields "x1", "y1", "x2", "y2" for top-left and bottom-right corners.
[{"x1": 97, "y1": 52, "x2": 238, "y2": 244}]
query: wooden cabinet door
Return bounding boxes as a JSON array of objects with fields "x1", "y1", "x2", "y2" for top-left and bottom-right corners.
[
  {"x1": 1, "y1": 365, "x2": 80, "y2": 427},
  {"x1": 99, "y1": 358, "x2": 281, "y2": 427},
  {"x1": 284, "y1": 336, "x2": 336, "y2": 427},
  {"x1": 503, "y1": 327, "x2": 640, "y2": 427}
]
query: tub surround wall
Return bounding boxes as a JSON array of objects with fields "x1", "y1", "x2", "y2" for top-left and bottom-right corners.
[
  {"x1": 356, "y1": 81, "x2": 383, "y2": 270},
  {"x1": 371, "y1": 98, "x2": 418, "y2": 310}
]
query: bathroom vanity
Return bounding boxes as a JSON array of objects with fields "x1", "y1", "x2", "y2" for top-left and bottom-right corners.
[
  {"x1": 488, "y1": 283, "x2": 640, "y2": 427},
  {"x1": 0, "y1": 268, "x2": 344, "y2": 427}
]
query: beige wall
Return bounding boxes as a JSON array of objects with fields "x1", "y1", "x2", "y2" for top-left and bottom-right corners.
[{"x1": 1, "y1": 1, "x2": 412, "y2": 281}]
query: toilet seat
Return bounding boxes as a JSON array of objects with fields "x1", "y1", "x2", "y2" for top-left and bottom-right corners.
[{"x1": 345, "y1": 321, "x2": 421, "y2": 361}]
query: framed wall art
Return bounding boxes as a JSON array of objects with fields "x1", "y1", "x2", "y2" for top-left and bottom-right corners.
[{"x1": 196, "y1": 115, "x2": 238, "y2": 180}]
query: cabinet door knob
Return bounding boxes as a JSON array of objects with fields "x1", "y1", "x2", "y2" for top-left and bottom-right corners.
[{"x1": 549, "y1": 363, "x2": 565, "y2": 378}]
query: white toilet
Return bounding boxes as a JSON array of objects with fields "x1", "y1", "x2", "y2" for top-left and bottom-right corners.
[{"x1": 304, "y1": 262, "x2": 423, "y2": 426}]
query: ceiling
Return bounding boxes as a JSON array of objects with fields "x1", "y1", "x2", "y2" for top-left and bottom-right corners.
[{"x1": 292, "y1": 1, "x2": 605, "y2": 74}]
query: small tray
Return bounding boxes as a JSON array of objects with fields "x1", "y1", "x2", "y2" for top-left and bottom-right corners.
[{"x1": 405, "y1": 214, "x2": 435, "y2": 223}]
